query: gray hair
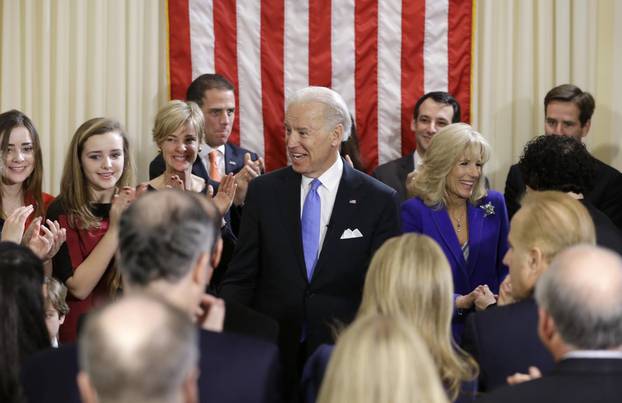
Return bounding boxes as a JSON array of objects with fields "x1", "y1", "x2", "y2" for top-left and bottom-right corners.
[
  {"x1": 287, "y1": 86, "x2": 352, "y2": 141},
  {"x1": 118, "y1": 190, "x2": 220, "y2": 286},
  {"x1": 535, "y1": 244, "x2": 622, "y2": 350},
  {"x1": 79, "y1": 294, "x2": 198, "y2": 403}
]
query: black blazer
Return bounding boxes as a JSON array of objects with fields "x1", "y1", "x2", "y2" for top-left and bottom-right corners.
[
  {"x1": 219, "y1": 161, "x2": 400, "y2": 386},
  {"x1": 504, "y1": 157, "x2": 622, "y2": 229},
  {"x1": 20, "y1": 330, "x2": 282, "y2": 403},
  {"x1": 461, "y1": 298, "x2": 555, "y2": 392},
  {"x1": 582, "y1": 200, "x2": 622, "y2": 256},
  {"x1": 372, "y1": 154, "x2": 414, "y2": 203},
  {"x1": 476, "y1": 358, "x2": 622, "y2": 403}
]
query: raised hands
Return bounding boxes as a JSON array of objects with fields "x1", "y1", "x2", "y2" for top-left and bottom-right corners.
[
  {"x1": 109, "y1": 186, "x2": 138, "y2": 228},
  {"x1": 26, "y1": 218, "x2": 67, "y2": 261},
  {"x1": 1, "y1": 205, "x2": 34, "y2": 243},
  {"x1": 455, "y1": 284, "x2": 497, "y2": 311},
  {"x1": 208, "y1": 173, "x2": 237, "y2": 216},
  {"x1": 233, "y1": 153, "x2": 264, "y2": 206},
  {"x1": 497, "y1": 275, "x2": 515, "y2": 306}
]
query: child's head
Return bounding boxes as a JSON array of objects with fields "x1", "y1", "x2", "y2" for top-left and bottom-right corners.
[{"x1": 44, "y1": 277, "x2": 69, "y2": 341}]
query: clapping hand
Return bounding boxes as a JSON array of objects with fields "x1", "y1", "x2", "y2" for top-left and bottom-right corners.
[
  {"x1": 208, "y1": 174, "x2": 237, "y2": 216},
  {"x1": 26, "y1": 218, "x2": 67, "y2": 261},
  {"x1": 233, "y1": 153, "x2": 264, "y2": 206},
  {"x1": 195, "y1": 293, "x2": 226, "y2": 332},
  {"x1": 1, "y1": 205, "x2": 34, "y2": 243}
]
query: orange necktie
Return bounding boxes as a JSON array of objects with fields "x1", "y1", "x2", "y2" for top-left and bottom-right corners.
[{"x1": 208, "y1": 150, "x2": 221, "y2": 181}]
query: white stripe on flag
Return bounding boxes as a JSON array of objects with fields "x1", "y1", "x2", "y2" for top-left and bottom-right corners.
[
  {"x1": 377, "y1": 0, "x2": 402, "y2": 164},
  {"x1": 423, "y1": 0, "x2": 449, "y2": 92},
  {"x1": 331, "y1": 0, "x2": 356, "y2": 120},
  {"x1": 189, "y1": 0, "x2": 215, "y2": 77},
  {"x1": 236, "y1": 0, "x2": 264, "y2": 157},
  {"x1": 284, "y1": 0, "x2": 309, "y2": 105}
]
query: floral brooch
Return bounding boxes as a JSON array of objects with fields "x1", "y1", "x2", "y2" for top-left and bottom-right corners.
[{"x1": 480, "y1": 202, "x2": 495, "y2": 217}]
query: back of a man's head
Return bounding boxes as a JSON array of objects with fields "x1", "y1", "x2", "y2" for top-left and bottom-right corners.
[
  {"x1": 535, "y1": 245, "x2": 622, "y2": 350},
  {"x1": 519, "y1": 134, "x2": 596, "y2": 194},
  {"x1": 78, "y1": 294, "x2": 198, "y2": 403},
  {"x1": 117, "y1": 190, "x2": 220, "y2": 287}
]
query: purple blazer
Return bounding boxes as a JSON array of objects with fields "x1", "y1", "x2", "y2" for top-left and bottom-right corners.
[{"x1": 401, "y1": 190, "x2": 509, "y2": 340}]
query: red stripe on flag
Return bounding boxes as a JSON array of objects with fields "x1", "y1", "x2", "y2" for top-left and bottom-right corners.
[
  {"x1": 448, "y1": 0, "x2": 472, "y2": 123},
  {"x1": 261, "y1": 0, "x2": 286, "y2": 171},
  {"x1": 213, "y1": 1, "x2": 241, "y2": 145},
  {"x1": 308, "y1": 0, "x2": 332, "y2": 87},
  {"x1": 400, "y1": 0, "x2": 426, "y2": 156},
  {"x1": 355, "y1": 0, "x2": 378, "y2": 172},
  {"x1": 168, "y1": 0, "x2": 192, "y2": 100}
]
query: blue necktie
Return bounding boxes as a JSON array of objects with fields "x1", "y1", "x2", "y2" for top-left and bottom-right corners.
[{"x1": 301, "y1": 178, "x2": 321, "y2": 280}]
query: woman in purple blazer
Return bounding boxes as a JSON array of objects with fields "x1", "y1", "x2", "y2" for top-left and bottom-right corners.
[{"x1": 401, "y1": 123, "x2": 509, "y2": 342}]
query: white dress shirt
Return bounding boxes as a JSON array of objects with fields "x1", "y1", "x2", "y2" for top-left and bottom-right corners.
[
  {"x1": 300, "y1": 157, "x2": 343, "y2": 254},
  {"x1": 199, "y1": 143, "x2": 226, "y2": 178},
  {"x1": 413, "y1": 149, "x2": 424, "y2": 169}
]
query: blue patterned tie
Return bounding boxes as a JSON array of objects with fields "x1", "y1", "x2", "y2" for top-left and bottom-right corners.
[{"x1": 301, "y1": 178, "x2": 321, "y2": 280}]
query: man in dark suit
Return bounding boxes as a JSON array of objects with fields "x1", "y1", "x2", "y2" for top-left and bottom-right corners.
[
  {"x1": 517, "y1": 134, "x2": 622, "y2": 255},
  {"x1": 461, "y1": 190, "x2": 596, "y2": 392},
  {"x1": 76, "y1": 295, "x2": 199, "y2": 403},
  {"x1": 477, "y1": 245, "x2": 622, "y2": 403},
  {"x1": 219, "y1": 86, "x2": 401, "y2": 396},
  {"x1": 21, "y1": 190, "x2": 282, "y2": 403},
  {"x1": 372, "y1": 91, "x2": 461, "y2": 202},
  {"x1": 149, "y1": 73, "x2": 263, "y2": 208},
  {"x1": 504, "y1": 84, "x2": 622, "y2": 229}
]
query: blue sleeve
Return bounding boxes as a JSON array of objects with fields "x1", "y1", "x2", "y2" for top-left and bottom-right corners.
[{"x1": 400, "y1": 199, "x2": 423, "y2": 234}]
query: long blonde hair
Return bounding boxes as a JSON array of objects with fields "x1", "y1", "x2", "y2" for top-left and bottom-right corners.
[
  {"x1": 59, "y1": 118, "x2": 134, "y2": 229},
  {"x1": 358, "y1": 234, "x2": 478, "y2": 400},
  {"x1": 408, "y1": 123, "x2": 490, "y2": 207},
  {"x1": 317, "y1": 314, "x2": 449, "y2": 403},
  {"x1": 513, "y1": 191, "x2": 596, "y2": 262}
]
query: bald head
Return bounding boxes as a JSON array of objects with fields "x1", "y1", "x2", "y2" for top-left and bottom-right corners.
[
  {"x1": 118, "y1": 189, "x2": 221, "y2": 286},
  {"x1": 535, "y1": 245, "x2": 622, "y2": 350},
  {"x1": 78, "y1": 294, "x2": 198, "y2": 403}
]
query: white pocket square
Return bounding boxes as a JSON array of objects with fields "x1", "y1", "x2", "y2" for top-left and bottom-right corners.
[{"x1": 340, "y1": 228, "x2": 363, "y2": 239}]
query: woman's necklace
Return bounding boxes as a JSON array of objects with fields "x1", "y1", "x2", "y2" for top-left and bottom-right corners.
[{"x1": 450, "y1": 209, "x2": 466, "y2": 233}]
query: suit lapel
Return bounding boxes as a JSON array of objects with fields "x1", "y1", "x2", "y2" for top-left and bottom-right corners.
[
  {"x1": 312, "y1": 162, "x2": 359, "y2": 281},
  {"x1": 465, "y1": 202, "x2": 484, "y2": 276},
  {"x1": 224, "y1": 143, "x2": 242, "y2": 174},
  {"x1": 280, "y1": 168, "x2": 308, "y2": 281},
  {"x1": 431, "y1": 207, "x2": 465, "y2": 268}
]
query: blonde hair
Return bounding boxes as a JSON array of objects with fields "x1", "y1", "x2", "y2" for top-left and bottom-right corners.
[
  {"x1": 152, "y1": 100, "x2": 205, "y2": 146},
  {"x1": 317, "y1": 314, "x2": 449, "y2": 403},
  {"x1": 513, "y1": 191, "x2": 596, "y2": 262},
  {"x1": 59, "y1": 118, "x2": 134, "y2": 229},
  {"x1": 358, "y1": 234, "x2": 478, "y2": 400},
  {"x1": 44, "y1": 276, "x2": 69, "y2": 316},
  {"x1": 408, "y1": 123, "x2": 490, "y2": 206}
]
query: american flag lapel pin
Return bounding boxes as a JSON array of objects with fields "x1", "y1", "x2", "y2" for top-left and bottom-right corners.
[{"x1": 349, "y1": 199, "x2": 357, "y2": 204}]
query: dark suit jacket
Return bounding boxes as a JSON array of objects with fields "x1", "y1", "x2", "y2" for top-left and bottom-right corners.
[
  {"x1": 401, "y1": 191, "x2": 509, "y2": 342},
  {"x1": 372, "y1": 155, "x2": 414, "y2": 203},
  {"x1": 21, "y1": 329, "x2": 282, "y2": 403},
  {"x1": 582, "y1": 200, "x2": 622, "y2": 256},
  {"x1": 476, "y1": 357, "x2": 622, "y2": 403},
  {"x1": 219, "y1": 161, "x2": 400, "y2": 386},
  {"x1": 461, "y1": 297, "x2": 555, "y2": 392},
  {"x1": 504, "y1": 157, "x2": 622, "y2": 229}
]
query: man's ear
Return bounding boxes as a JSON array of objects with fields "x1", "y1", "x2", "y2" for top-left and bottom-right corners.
[
  {"x1": 410, "y1": 117, "x2": 416, "y2": 132},
  {"x1": 581, "y1": 119, "x2": 591, "y2": 138},
  {"x1": 191, "y1": 252, "x2": 212, "y2": 287},
  {"x1": 211, "y1": 238, "x2": 223, "y2": 270},
  {"x1": 77, "y1": 372, "x2": 98, "y2": 403},
  {"x1": 537, "y1": 307, "x2": 556, "y2": 345},
  {"x1": 331, "y1": 124, "x2": 344, "y2": 147},
  {"x1": 59, "y1": 314, "x2": 66, "y2": 325},
  {"x1": 528, "y1": 247, "x2": 546, "y2": 282}
]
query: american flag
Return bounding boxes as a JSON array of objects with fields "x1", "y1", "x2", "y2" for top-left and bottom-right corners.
[{"x1": 168, "y1": 0, "x2": 473, "y2": 173}]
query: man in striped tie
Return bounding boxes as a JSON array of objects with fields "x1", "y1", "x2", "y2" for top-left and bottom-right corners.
[{"x1": 220, "y1": 86, "x2": 400, "y2": 398}]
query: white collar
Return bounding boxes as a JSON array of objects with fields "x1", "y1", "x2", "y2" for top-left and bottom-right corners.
[
  {"x1": 563, "y1": 350, "x2": 622, "y2": 360},
  {"x1": 413, "y1": 149, "x2": 424, "y2": 168},
  {"x1": 301, "y1": 156, "x2": 343, "y2": 193},
  {"x1": 200, "y1": 143, "x2": 225, "y2": 158}
]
